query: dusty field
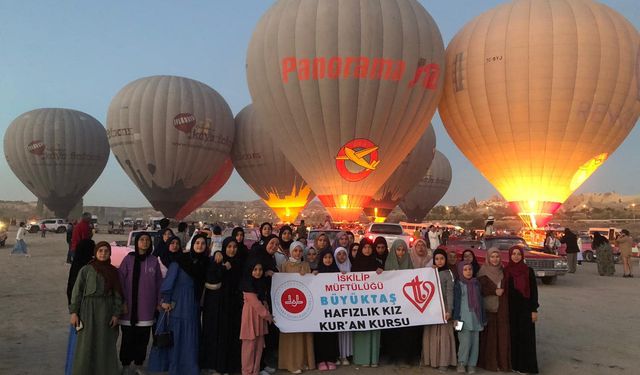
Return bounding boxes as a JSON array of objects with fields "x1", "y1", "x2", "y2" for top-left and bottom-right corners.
[{"x1": 1, "y1": 228, "x2": 638, "y2": 375}]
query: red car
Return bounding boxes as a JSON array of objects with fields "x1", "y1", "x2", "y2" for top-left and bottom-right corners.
[{"x1": 442, "y1": 235, "x2": 568, "y2": 285}]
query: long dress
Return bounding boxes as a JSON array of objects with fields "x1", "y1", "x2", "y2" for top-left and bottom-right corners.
[
  {"x1": 69, "y1": 265, "x2": 123, "y2": 375},
  {"x1": 422, "y1": 269, "x2": 456, "y2": 368},
  {"x1": 278, "y1": 261, "x2": 315, "y2": 371},
  {"x1": 478, "y1": 276, "x2": 511, "y2": 372},
  {"x1": 160, "y1": 262, "x2": 200, "y2": 375},
  {"x1": 595, "y1": 243, "x2": 615, "y2": 276},
  {"x1": 200, "y1": 259, "x2": 243, "y2": 373},
  {"x1": 508, "y1": 268, "x2": 539, "y2": 374}
]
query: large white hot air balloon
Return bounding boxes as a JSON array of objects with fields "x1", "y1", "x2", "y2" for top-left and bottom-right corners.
[
  {"x1": 107, "y1": 76, "x2": 235, "y2": 218},
  {"x1": 247, "y1": 0, "x2": 445, "y2": 221},
  {"x1": 4, "y1": 108, "x2": 110, "y2": 218},
  {"x1": 439, "y1": 0, "x2": 640, "y2": 228},
  {"x1": 399, "y1": 150, "x2": 452, "y2": 223},
  {"x1": 363, "y1": 124, "x2": 436, "y2": 222}
]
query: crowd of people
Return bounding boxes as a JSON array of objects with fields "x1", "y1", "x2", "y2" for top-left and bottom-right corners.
[{"x1": 64, "y1": 219, "x2": 544, "y2": 375}]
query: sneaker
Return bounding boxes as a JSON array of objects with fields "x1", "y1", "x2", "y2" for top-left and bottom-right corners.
[
  {"x1": 370, "y1": 363, "x2": 378, "y2": 368},
  {"x1": 318, "y1": 362, "x2": 328, "y2": 371},
  {"x1": 290, "y1": 370, "x2": 302, "y2": 374},
  {"x1": 328, "y1": 362, "x2": 337, "y2": 370},
  {"x1": 467, "y1": 366, "x2": 476, "y2": 374},
  {"x1": 259, "y1": 371, "x2": 271, "y2": 375},
  {"x1": 457, "y1": 364, "x2": 466, "y2": 373},
  {"x1": 341, "y1": 359, "x2": 350, "y2": 366},
  {"x1": 438, "y1": 366, "x2": 449, "y2": 372},
  {"x1": 264, "y1": 367, "x2": 277, "y2": 374}
]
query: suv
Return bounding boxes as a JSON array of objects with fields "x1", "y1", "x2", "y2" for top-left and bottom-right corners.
[
  {"x1": 364, "y1": 223, "x2": 415, "y2": 248},
  {"x1": 27, "y1": 219, "x2": 68, "y2": 233}
]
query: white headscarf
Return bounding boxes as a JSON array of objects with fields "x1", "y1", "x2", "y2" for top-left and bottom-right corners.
[
  {"x1": 288, "y1": 241, "x2": 305, "y2": 263},
  {"x1": 334, "y1": 247, "x2": 351, "y2": 272}
]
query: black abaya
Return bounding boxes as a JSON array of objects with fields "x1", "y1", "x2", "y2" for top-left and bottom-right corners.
[{"x1": 508, "y1": 267, "x2": 539, "y2": 374}]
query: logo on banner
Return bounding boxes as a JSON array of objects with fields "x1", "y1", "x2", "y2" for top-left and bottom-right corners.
[
  {"x1": 274, "y1": 281, "x2": 313, "y2": 320},
  {"x1": 403, "y1": 276, "x2": 436, "y2": 313},
  {"x1": 173, "y1": 113, "x2": 197, "y2": 134},
  {"x1": 27, "y1": 140, "x2": 46, "y2": 156},
  {"x1": 335, "y1": 138, "x2": 380, "y2": 182}
]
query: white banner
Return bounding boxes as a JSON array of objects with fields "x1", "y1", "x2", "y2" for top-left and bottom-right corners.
[{"x1": 271, "y1": 268, "x2": 446, "y2": 333}]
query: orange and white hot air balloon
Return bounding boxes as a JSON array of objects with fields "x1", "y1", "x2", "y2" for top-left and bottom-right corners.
[
  {"x1": 247, "y1": 0, "x2": 445, "y2": 221},
  {"x1": 439, "y1": 0, "x2": 640, "y2": 228},
  {"x1": 232, "y1": 105, "x2": 315, "y2": 222}
]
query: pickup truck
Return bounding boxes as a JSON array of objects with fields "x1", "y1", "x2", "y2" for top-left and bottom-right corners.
[
  {"x1": 443, "y1": 235, "x2": 568, "y2": 285},
  {"x1": 363, "y1": 223, "x2": 415, "y2": 248}
]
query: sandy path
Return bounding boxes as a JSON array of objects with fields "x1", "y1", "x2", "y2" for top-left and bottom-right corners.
[{"x1": 1, "y1": 229, "x2": 638, "y2": 374}]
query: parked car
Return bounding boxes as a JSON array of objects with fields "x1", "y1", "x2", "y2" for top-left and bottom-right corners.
[
  {"x1": 110, "y1": 230, "x2": 161, "y2": 269},
  {"x1": 0, "y1": 221, "x2": 8, "y2": 247},
  {"x1": 444, "y1": 235, "x2": 568, "y2": 285},
  {"x1": 26, "y1": 219, "x2": 68, "y2": 233},
  {"x1": 363, "y1": 223, "x2": 415, "y2": 248}
]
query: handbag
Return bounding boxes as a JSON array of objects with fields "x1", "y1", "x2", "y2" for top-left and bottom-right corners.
[{"x1": 153, "y1": 311, "x2": 173, "y2": 348}]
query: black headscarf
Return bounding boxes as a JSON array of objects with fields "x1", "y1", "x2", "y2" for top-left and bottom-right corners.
[
  {"x1": 129, "y1": 232, "x2": 152, "y2": 325},
  {"x1": 348, "y1": 242, "x2": 360, "y2": 263},
  {"x1": 232, "y1": 226, "x2": 248, "y2": 261},
  {"x1": 248, "y1": 234, "x2": 279, "y2": 275},
  {"x1": 351, "y1": 238, "x2": 379, "y2": 272},
  {"x1": 461, "y1": 249, "x2": 480, "y2": 277},
  {"x1": 66, "y1": 239, "x2": 95, "y2": 305},
  {"x1": 278, "y1": 225, "x2": 293, "y2": 257},
  {"x1": 153, "y1": 228, "x2": 174, "y2": 257},
  {"x1": 241, "y1": 258, "x2": 268, "y2": 302},
  {"x1": 432, "y1": 249, "x2": 450, "y2": 272},
  {"x1": 316, "y1": 248, "x2": 340, "y2": 273},
  {"x1": 258, "y1": 222, "x2": 273, "y2": 245},
  {"x1": 374, "y1": 236, "x2": 389, "y2": 267},
  {"x1": 160, "y1": 236, "x2": 182, "y2": 268},
  {"x1": 178, "y1": 233, "x2": 210, "y2": 298},
  {"x1": 221, "y1": 237, "x2": 244, "y2": 291},
  {"x1": 592, "y1": 232, "x2": 609, "y2": 250}
]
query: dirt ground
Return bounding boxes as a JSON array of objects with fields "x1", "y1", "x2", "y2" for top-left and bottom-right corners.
[{"x1": 1, "y1": 229, "x2": 638, "y2": 375}]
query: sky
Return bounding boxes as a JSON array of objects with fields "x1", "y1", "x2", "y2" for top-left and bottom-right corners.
[{"x1": 1, "y1": 0, "x2": 639, "y2": 208}]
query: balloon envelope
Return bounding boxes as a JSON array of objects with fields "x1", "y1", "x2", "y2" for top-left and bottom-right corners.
[
  {"x1": 107, "y1": 75, "x2": 235, "y2": 218},
  {"x1": 174, "y1": 158, "x2": 234, "y2": 220},
  {"x1": 399, "y1": 150, "x2": 452, "y2": 223},
  {"x1": 232, "y1": 105, "x2": 315, "y2": 222},
  {"x1": 363, "y1": 124, "x2": 436, "y2": 222},
  {"x1": 439, "y1": 0, "x2": 640, "y2": 228},
  {"x1": 4, "y1": 108, "x2": 109, "y2": 218},
  {"x1": 247, "y1": 0, "x2": 445, "y2": 221}
]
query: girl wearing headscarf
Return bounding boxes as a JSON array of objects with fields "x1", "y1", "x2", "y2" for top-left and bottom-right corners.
[
  {"x1": 158, "y1": 233, "x2": 209, "y2": 375},
  {"x1": 313, "y1": 248, "x2": 340, "y2": 371},
  {"x1": 333, "y1": 247, "x2": 353, "y2": 365},
  {"x1": 382, "y1": 240, "x2": 420, "y2": 366},
  {"x1": 278, "y1": 241, "x2": 315, "y2": 373},
  {"x1": 275, "y1": 226, "x2": 293, "y2": 271},
  {"x1": 505, "y1": 246, "x2": 539, "y2": 374},
  {"x1": 351, "y1": 238, "x2": 383, "y2": 367},
  {"x1": 421, "y1": 249, "x2": 456, "y2": 371},
  {"x1": 332, "y1": 231, "x2": 350, "y2": 250},
  {"x1": 153, "y1": 228, "x2": 175, "y2": 259},
  {"x1": 347, "y1": 242, "x2": 359, "y2": 263},
  {"x1": 453, "y1": 261, "x2": 486, "y2": 374},
  {"x1": 118, "y1": 232, "x2": 162, "y2": 373},
  {"x1": 409, "y1": 239, "x2": 431, "y2": 269},
  {"x1": 201, "y1": 237, "x2": 245, "y2": 374},
  {"x1": 232, "y1": 227, "x2": 249, "y2": 262},
  {"x1": 373, "y1": 236, "x2": 389, "y2": 269},
  {"x1": 447, "y1": 251, "x2": 460, "y2": 280},
  {"x1": 240, "y1": 260, "x2": 273, "y2": 375},
  {"x1": 65, "y1": 239, "x2": 95, "y2": 375},
  {"x1": 69, "y1": 241, "x2": 124, "y2": 375},
  {"x1": 159, "y1": 236, "x2": 183, "y2": 269},
  {"x1": 593, "y1": 232, "x2": 615, "y2": 276},
  {"x1": 477, "y1": 247, "x2": 510, "y2": 372},
  {"x1": 461, "y1": 249, "x2": 481, "y2": 277},
  {"x1": 257, "y1": 222, "x2": 274, "y2": 247}
]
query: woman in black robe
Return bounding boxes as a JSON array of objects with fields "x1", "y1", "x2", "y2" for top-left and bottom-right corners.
[
  {"x1": 505, "y1": 246, "x2": 539, "y2": 374},
  {"x1": 200, "y1": 237, "x2": 245, "y2": 373},
  {"x1": 232, "y1": 226, "x2": 249, "y2": 262},
  {"x1": 313, "y1": 248, "x2": 341, "y2": 369},
  {"x1": 373, "y1": 236, "x2": 388, "y2": 269}
]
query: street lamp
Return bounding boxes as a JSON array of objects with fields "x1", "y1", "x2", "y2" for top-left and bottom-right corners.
[{"x1": 632, "y1": 203, "x2": 636, "y2": 221}]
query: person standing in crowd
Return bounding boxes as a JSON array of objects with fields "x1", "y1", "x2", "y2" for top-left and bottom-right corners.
[
  {"x1": 65, "y1": 239, "x2": 96, "y2": 375},
  {"x1": 177, "y1": 222, "x2": 189, "y2": 247},
  {"x1": 442, "y1": 228, "x2": 451, "y2": 246},
  {"x1": 453, "y1": 262, "x2": 486, "y2": 374},
  {"x1": 428, "y1": 225, "x2": 441, "y2": 250},
  {"x1": 188, "y1": 222, "x2": 196, "y2": 237},
  {"x1": 158, "y1": 234, "x2": 209, "y2": 375},
  {"x1": 11, "y1": 222, "x2": 29, "y2": 257},
  {"x1": 414, "y1": 227, "x2": 422, "y2": 241},
  {"x1": 41, "y1": 221, "x2": 47, "y2": 238},
  {"x1": 70, "y1": 213, "x2": 93, "y2": 263},
  {"x1": 505, "y1": 246, "x2": 539, "y2": 374},
  {"x1": 333, "y1": 231, "x2": 350, "y2": 250},
  {"x1": 153, "y1": 228, "x2": 174, "y2": 259},
  {"x1": 447, "y1": 252, "x2": 460, "y2": 280},
  {"x1": 69, "y1": 241, "x2": 124, "y2": 375},
  {"x1": 275, "y1": 225, "x2": 294, "y2": 271},
  {"x1": 159, "y1": 236, "x2": 183, "y2": 269},
  {"x1": 211, "y1": 225, "x2": 224, "y2": 254},
  {"x1": 351, "y1": 238, "x2": 383, "y2": 367},
  {"x1": 383, "y1": 240, "x2": 419, "y2": 366},
  {"x1": 484, "y1": 217, "x2": 495, "y2": 237},
  {"x1": 201, "y1": 237, "x2": 244, "y2": 374},
  {"x1": 461, "y1": 250, "x2": 480, "y2": 277},
  {"x1": 422, "y1": 249, "x2": 456, "y2": 371},
  {"x1": 118, "y1": 233, "x2": 162, "y2": 375},
  {"x1": 347, "y1": 243, "x2": 359, "y2": 263},
  {"x1": 345, "y1": 232, "x2": 355, "y2": 247},
  {"x1": 233, "y1": 226, "x2": 249, "y2": 262},
  {"x1": 240, "y1": 260, "x2": 273, "y2": 375},
  {"x1": 477, "y1": 248, "x2": 510, "y2": 372},
  {"x1": 305, "y1": 247, "x2": 319, "y2": 273},
  {"x1": 279, "y1": 241, "x2": 315, "y2": 374},
  {"x1": 544, "y1": 231, "x2": 560, "y2": 255},
  {"x1": 334, "y1": 247, "x2": 353, "y2": 365},
  {"x1": 593, "y1": 232, "x2": 615, "y2": 276},
  {"x1": 296, "y1": 220, "x2": 308, "y2": 240},
  {"x1": 410, "y1": 239, "x2": 432, "y2": 269},
  {"x1": 255, "y1": 223, "x2": 274, "y2": 247},
  {"x1": 66, "y1": 221, "x2": 75, "y2": 263},
  {"x1": 615, "y1": 229, "x2": 633, "y2": 278},
  {"x1": 313, "y1": 248, "x2": 340, "y2": 371},
  {"x1": 560, "y1": 228, "x2": 579, "y2": 273},
  {"x1": 323, "y1": 216, "x2": 332, "y2": 230},
  {"x1": 373, "y1": 236, "x2": 389, "y2": 269}
]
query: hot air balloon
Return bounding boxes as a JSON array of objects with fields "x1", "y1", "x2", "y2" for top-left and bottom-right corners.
[
  {"x1": 174, "y1": 158, "x2": 234, "y2": 220},
  {"x1": 107, "y1": 75, "x2": 234, "y2": 218},
  {"x1": 439, "y1": 0, "x2": 640, "y2": 228},
  {"x1": 247, "y1": 0, "x2": 445, "y2": 221},
  {"x1": 363, "y1": 124, "x2": 436, "y2": 222},
  {"x1": 4, "y1": 108, "x2": 110, "y2": 218},
  {"x1": 232, "y1": 105, "x2": 315, "y2": 222},
  {"x1": 399, "y1": 150, "x2": 452, "y2": 223}
]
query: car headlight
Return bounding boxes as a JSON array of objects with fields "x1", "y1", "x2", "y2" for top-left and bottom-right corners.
[{"x1": 555, "y1": 259, "x2": 567, "y2": 269}]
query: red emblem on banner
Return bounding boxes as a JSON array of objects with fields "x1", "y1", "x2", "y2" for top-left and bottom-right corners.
[
  {"x1": 402, "y1": 276, "x2": 435, "y2": 313},
  {"x1": 335, "y1": 138, "x2": 380, "y2": 182},
  {"x1": 280, "y1": 288, "x2": 307, "y2": 314},
  {"x1": 173, "y1": 113, "x2": 197, "y2": 134},
  {"x1": 27, "y1": 140, "x2": 46, "y2": 156}
]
